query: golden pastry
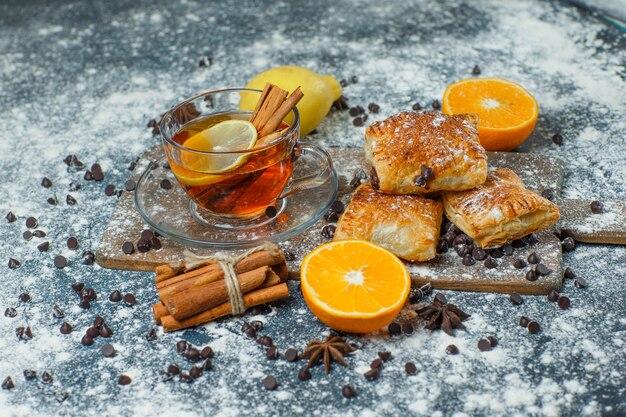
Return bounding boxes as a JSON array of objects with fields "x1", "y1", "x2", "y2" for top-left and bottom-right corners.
[
  {"x1": 442, "y1": 168, "x2": 560, "y2": 248},
  {"x1": 365, "y1": 111, "x2": 488, "y2": 194},
  {"x1": 334, "y1": 183, "x2": 443, "y2": 262}
]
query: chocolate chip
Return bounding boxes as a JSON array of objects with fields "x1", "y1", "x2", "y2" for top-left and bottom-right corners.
[
  {"x1": 321, "y1": 224, "x2": 336, "y2": 239},
  {"x1": 284, "y1": 348, "x2": 298, "y2": 362},
  {"x1": 552, "y1": 133, "x2": 563, "y2": 145},
  {"x1": 41, "y1": 372, "x2": 53, "y2": 384},
  {"x1": 118, "y1": 375, "x2": 131, "y2": 385},
  {"x1": 557, "y1": 296, "x2": 570, "y2": 309},
  {"x1": 472, "y1": 247, "x2": 487, "y2": 260},
  {"x1": 590, "y1": 200, "x2": 604, "y2": 214},
  {"x1": 535, "y1": 263, "x2": 550, "y2": 276},
  {"x1": 378, "y1": 351, "x2": 391, "y2": 362},
  {"x1": 401, "y1": 323, "x2": 414, "y2": 335},
  {"x1": 125, "y1": 180, "x2": 136, "y2": 191},
  {"x1": 436, "y1": 239, "x2": 448, "y2": 254},
  {"x1": 86, "y1": 326, "x2": 99, "y2": 338},
  {"x1": 201, "y1": 359, "x2": 212, "y2": 371},
  {"x1": 102, "y1": 343, "x2": 116, "y2": 358},
  {"x1": 368, "y1": 103, "x2": 380, "y2": 113},
  {"x1": 66, "y1": 194, "x2": 77, "y2": 205},
  {"x1": 250, "y1": 305, "x2": 272, "y2": 316},
  {"x1": 502, "y1": 243, "x2": 514, "y2": 256},
  {"x1": 176, "y1": 340, "x2": 188, "y2": 353},
  {"x1": 462, "y1": 254, "x2": 476, "y2": 266},
  {"x1": 71, "y1": 282, "x2": 84, "y2": 294},
  {"x1": 189, "y1": 366, "x2": 203, "y2": 379},
  {"x1": 23, "y1": 370, "x2": 37, "y2": 380},
  {"x1": 528, "y1": 321, "x2": 541, "y2": 334},
  {"x1": 324, "y1": 210, "x2": 338, "y2": 223},
  {"x1": 528, "y1": 252, "x2": 541, "y2": 264},
  {"x1": 412, "y1": 102, "x2": 422, "y2": 111},
  {"x1": 432, "y1": 100, "x2": 441, "y2": 110},
  {"x1": 349, "y1": 177, "x2": 361, "y2": 189},
  {"x1": 510, "y1": 292, "x2": 524, "y2": 305},
  {"x1": 93, "y1": 316, "x2": 104, "y2": 328},
  {"x1": 353, "y1": 116, "x2": 364, "y2": 127},
  {"x1": 122, "y1": 241, "x2": 134, "y2": 254},
  {"x1": 53, "y1": 255, "x2": 67, "y2": 269},
  {"x1": 184, "y1": 347, "x2": 200, "y2": 361},
  {"x1": 178, "y1": 372, "x2": 192, "y2": 383},
  {"x1": 151, "y1": 237, "x2": 162, "y2": 250},
  {"x1": 472, "y1": 65, "x2": 481, "y2": 75},
  {"x1": 136, "y1": 238, "x2": 151, "y2": 252},
  {"x1": 484, "y1": 257, "x2": 498, "y2": 269},
  {"x1": 349, "y1": 107, "x2": 361, "y2": 117},
  {"x1": 513, "y1": 258, "x2": 527, "y2": 269},
  {"x1": 123, "y1": 293, "x2": 136, "y2": 306},
  {"x1": 66, "y1": 237, "x2": 78, "y2": 250},
  {"x1": 84, "y1": 171, "x2": 93, "y2": 181},
  {"x1": 82, "y1": 251, "x2": 95, "y2": 265},
  {"x1": 19, "y1": 292, "x2": 31, "y2": 303},
  {"x1": 8, "y1": 258, "x2": 20, "y2": 269},
  {"x1": 4, "y1": 307, "x2": 17, "y2": 318},
  {"x1": 167, "y1": 364, "x2": 180, "y2": 375},
  {"x1": 200, "y1": 346, "x2": 214, "y2": 359},
  {"x1": 81, "y1": 334, "x2": 94, "y2": 346},
  {"x1": 79, "y1": 297, "x2": 91, "y2": 309},
  {"x1": 160, "y1": 179, "x2": 172, "y2": 190},
  {"x1": 256, "y1": 336, "x2": 273, "y2": 347},
  {"x1": 477, "y1": 339, "x2": 491, "y2": 352},
  {"x1": 574, "y1": 277, "x2": 587, "y2": 288},
  {"x1": 265, "y1": 205, "x2": 277, "y2": 218},
  {"x1": 371, "y1": 358, "x2": 384, "y2": 370},
  {"x1": 1, "y1": 377, "x2": 14, "y2": 390},
  {"x1": 490, "y1": 248, "x2": 504, "y2": 259},
  {"x1": 364, "y1": 368, "x2": 379, "y2": 381},
  {"x1": 541, "y1": 189, "x2": 555, "y2": 201},
  {"x1": 547, "y1": 290, "x2": 559, "y2": 302},
  {"x1": 104, "y1": 184, "x2": 116, "y2": 196},
  {"x1": 564, "y1": 267, "x2": 576, "y2": 279},
  {"x1": 100, "y1": 324, "x2": 113, "y2": 338},
  {"x1": 266, "y1": 345, "x2": 279, "y2": 359},
  {"x1": 511, "y1": 239, "x2": 526, "y2": 248},
  {"x1": 23, "y1": 230, "x2": 32, "y2": 241},
  {"x1": 446, "y1": 344, "x2": 460, "y2": 355},
  {"x1": 84, "y1": 287, "x2": 97, "y2": 300},
  {"x1": 341, "y1": 384, "x2": 357, "y2": 398},
  {"x1": 434, "y1": 293, "x2": 447, "y2": 304},
  {"x1": 561, "y1": 237, "x2": 575, "y2": 252},
  {"x1": 297, "y1": 368, "x2": 311, "y2": 381},
  {"x1": 26, "y1": 217, "x2": 37, "y2": 228},
  {"x1": 519, "y1": 316, "x2": 530, "y2": 328},
  {"x1": 32, "y1": 230, "x2": 46, "y2": 238},
  {"x1": 6, "y1": 212, "x2": 16, "y2": 223},
  {"x1": 525, "y1": 270, "x2": 537, "y2": 281},
  {"x1": 453, "y1": 235, "x2": 468, "y2": 246},
  {"x1": 388, "y1": 322, "x2": 401, "y2": 335},
  {"x1": 262, "y1": 375, "x2": 278, "y2": 390},
  {"x1": 60, "y1": 322, "x2": 72, "y2": 334},
  {"x1": 52, "y1": 305, "x2": 64, "y2": 318},
  {"x1": 105, "y1": 290, "x2": 121, "y2": 302},
  {"x1": 522, "y1": 234, "x2": 539, "y2": 245},
  {"x1": 146, "y1": 328, "x2": 158, "y2": 341},
  {"x1": 47, "y1": 197, "x2": 56, "y2": 205},
  {"x1": 454, "y1": 244, "x2": 470, "y2": 257},
  {"x1": 487, "y1": 336, "x2": 498, "y2": 347}
]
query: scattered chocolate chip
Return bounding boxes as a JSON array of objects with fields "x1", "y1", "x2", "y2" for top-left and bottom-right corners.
[
  {"x1": 564, "y1": 267, "x2": 576, "y2": 279},
  {"x1": 378, "y1": 351, "x2": 392, "y2": 362},
  {"x1": 84, "y1": 288, "x2": 97, "y2": 300},
  {"x1": 525, "y1": 270, "x2": 538, "y2": 281},
  {"x1": 178, "y1": 372, "x2": 192, "y2": 383},
  {"x1": 201, "y1": 359, "x2": 212, "y2": 371},
  {"x1": 189, "y1": 366, "x2": 203, "y2": 379},
  {"x1": 528, "y1": 321, "x2": 541, "y2": 334},
  {"x1": 574, "y1": 277, "x2": 587, "y2": 288},
  {"x1": 167, "y1": 364, "x2": 180, "y2": 375},
  {"x1": 297, "y1": 368, "x2": 311, "y2": 381},
  {"x1": 462, "y1": 254, "x2": 476, "y2": 266},
  {"x1": 353, "y1": 116, "x2": 364, "y2": 126},
  {"x1": 118, "y1": 375, "x2": 131, "y2": 385},
  {"x1": 151, "y1": 237, "x2": 162, "y2": 250},
  {"x1": 472, "y1": 247, "x2": 487, "y2": 261},
  {"x1": 107, "y1": 290, "x2": 121, "y2": 302},
  {"x1": 388, "y1": 322, "x2": 401, "y2": 335},
  {"x1": 136, "y1": 238, "x2": 151, "y2": 253},
  {"x1": 519, "y1": 316, "x2": 530, "y2": 328},
  {"x1": 454, "y1": 244, "x2": 470, "y2": 257},
  {"x1": 547, "y1": 290, "x2": 559, "y2": 302},
  {"x1": 8, "y1": 258, "x2": 21, "y2": 269},
  {"x1": 146, "y1": 328, "x2": 158, "y2": 341},
  {"x1": 446, "y1": 344, "x2": 460, "y2": 355},
  {"x1": 66, "y1": 237, "x2": 78, "y2": 250},
  {"x1": 160, "y1": 179, "x2": 172, "y2": 190},
  {"x1": 79, "y1": 297, "x2": 90, "y2": 309},
  {"x1": 26, "y1": 217, "x2": 38, "y2": 229},
  {"x1": 184, "y1": 348, "x2": 201, "y2": 361},
  {"x1": 401, "y1": 323, "x2": 414, "y2": 335},
  {"x1": 6, "y1": 212, "x2": 16, "y2": 223},
  {"x1": 552, "y1": 133, "x2": 563, "y2": 145},
  {"x1": 541, "y1": 189, "x2": 555, "y2": 201},
  {"x1": 341, "y1": 384, "x2": 357, "y2": 398},
  {"x1": 32, "y1": 230, "x2": 46, "y2": 238},
  {"x1": 432, "y1": 100, "x2": 441, "y2": 110},
  {"x1": 484, "y1": 257, "x2": 498, "y2": 269},
  {"x1": 19, "y1": 292, "x2": 31, "y2": 303},
  {"x1": 41, "y1": 371, "x2": 53, "y2": 384},
  {"x1": 71, "y1": 282, "x2": 84, "y2": 294},
  {"x1": 200, "y1": 346, "x2": 214, "y2": 359},
  {"x1": 502, "y1": 243, "x2": 514, "y2": 256},
  {"x1": 472, "y1": 65, "x2": 481, "y2": 75},
  {"x1": 124, "y1": 179, "x2": 136, "y2": 192},
  {"x1": 557, "y1": 296, "x2": 570, "y2": 310},
  {"x1": 411, "y1": 101, "x2": 422, "y2": 111},
  {"x1": 561, "y1": 237, "x2": 575, "y2": 252},
  {"x1": 176, "y1": 340, "x2": 188, "y2": 353},
  {"x1": 128, "y1": 161, "x2": 137, "y2": 171},
  {"x1": 535, "y1": 263, "x2": 550, "y2": 276},
  {"x1": 23, "y1": 370, "x2": 37, "y2": 380},
  {"x1": 434, "y1": 293, "x2": 447, "y2": 304},
  {"x1": 522, "y1": 234, "x2": 539, "y2": 245},
  {"x1": 371, "y1": 358, "x2": 384, "y2": 370},
  {"x1": 23, "y1": 230, "x2": 32, "y2": 241},
  {"x1": 364, "y1": 368, "x2": 379, "y2": 381},
  {"x1": 122, "y1": 241, "x2": 134, "y2": 255},
  {"x1": 284, "y1": 348, "x2": 298, "y2": 362},
  {"x1": 53, "y1": 255, "x2": 67, "y2": 269},
  {"x1": 510, "y1": 292, "x2": 524, "y2": 305},
  {"x1": 123, "y1": 293, "x2": 136, "y2": 306},
  {"x1": 266, "y1": 345, "x2": 279, "y2": 360},
  {"x1": 367, "y1": 102, "x2": 380, "y2": 113},
  {"x1": 513, "y1": 258, "x2": 527, "y2": 269},
  {"x1": 487, "y1": 336, "x2": 498, "y2": 347},
  {"x1": 590, "y1": 200, "x2": 604, "y2": 214},
  {"x1": 100, "y1": 324, "x2": 113, "y2": 338},
  {"x1": 262, "y1": 375, "x2": 278, "y2": 390},
  {"x1": 84, "y1": 171, "x2": 93, "y2": 180},
  {"x1": 330, "y1": 200, "x2": 345, "y2": 215},
  {"x1": 93, "y1": 316, "x2": 104, "y2": 328},
  {"x1": 2, "y1": 376, "x2": 15, "y2": 390},
  {"x1": 83, "y1": 251, "x2": 95, "y2": 265},
  {"x1": 81, "y1": 334, "x2": 94, "y2": 346},
  {"x1": 102, "y1": 343, "x2": 116, "y2": 358},
  {"x1": 477, "y1": 339, "x2": 491, "y2": 352},
  {"x1": 86, "y1": 326, "x2": 99, "y2": 338},
  {"x1": 66, "y1": 194, "x2": 77, "y2": 205},
  {"x1": 321, "y1": 224, "x2": 336, "y2": 239},
  {"x1": 60, "y1": 322, "x2": 72, "y2": 334},
  {"x1": 47, "y1": 197, "x2": 56, "y2": 205},
  {"x1": 104, "y1": 184, "x2": 115, "y2": 196},
  {"x1": 5, "y1": 307, "x2": 17, "y2": 318},
  {"x1": 265, "y1": 205, "x2": 277, "y2": 218},
  {"x1": 52, "y1": 305, "x2": 64, "y2": 318},
  {"x1": 256, "y1": 336, "x2": 273, "y2": 347},
  {"x1": 490, "y1": 248, "x2": 504, "y2": 259}
]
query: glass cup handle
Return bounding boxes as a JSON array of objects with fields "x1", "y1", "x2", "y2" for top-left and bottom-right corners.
[{"x1": 279, "y1": 143, "x2": 334, "y2": 199}]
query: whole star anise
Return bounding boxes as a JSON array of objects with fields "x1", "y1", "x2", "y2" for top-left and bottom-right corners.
[
  {"x1": 300, "y1": 336, "x2": 356, "y2": 374},
  {"x1": 416, "y1": 299, "x2": 470, "y2": 336}
]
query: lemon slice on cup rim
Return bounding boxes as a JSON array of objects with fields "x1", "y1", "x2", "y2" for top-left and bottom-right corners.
[{"x1": 172, "y1": 119, "x2": 258, "y2": 186}]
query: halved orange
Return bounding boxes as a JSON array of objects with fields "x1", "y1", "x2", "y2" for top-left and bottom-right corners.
[
  {"x1": 442, "y1": 78, "x2": 539, "y2": 151},
  {"x1": 300, "y1": 240, "x2": 411, "y2": 334}
]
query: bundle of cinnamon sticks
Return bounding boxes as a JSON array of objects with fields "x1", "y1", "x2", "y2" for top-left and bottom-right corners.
[
  {"x1": 152, "y1": 245, "x2": 290, "y2": 332},
  {"x1": 250, "y1": 83, "x2": 304, "y2": 146}
]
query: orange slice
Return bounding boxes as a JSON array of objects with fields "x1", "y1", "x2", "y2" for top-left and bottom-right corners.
[
  {"x1": 300, "y1": 240, "x2": 411, "y2": 334},
  {"x1": 442, "y1": 78, "x2": 539, "y2": 151}
]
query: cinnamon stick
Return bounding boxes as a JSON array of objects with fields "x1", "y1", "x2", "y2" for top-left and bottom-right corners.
[
  {"x1": 153, "y1": 302, "x2": 168, "y2": 325},
  {"x1": 161, "y1": 283, "x2": 289, "y2": 332},
  {"x1": 258, "y1": 87, "x2": 304, "y2": 137},
  {"x1": 251, "y1": 85, "x2": 288, "y2": 132},
  {"x1": 165, "y1": 266, "x2": 271, "y2": 321},
  {"x1": 155, "y1": 264, "x2": 181, "y2": 283}
]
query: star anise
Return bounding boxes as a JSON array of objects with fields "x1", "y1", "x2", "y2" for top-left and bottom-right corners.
[
  {"x1": 416, "y1": 299, "x2": 470, "y2": 336},
  {"x1": 299, "y1": 336, "x2": 356, "y2": 374}
]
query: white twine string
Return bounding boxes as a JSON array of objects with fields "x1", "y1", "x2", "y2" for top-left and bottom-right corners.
[{"x1": 182, "y1": 242, "x2": 280, "y2": 315}]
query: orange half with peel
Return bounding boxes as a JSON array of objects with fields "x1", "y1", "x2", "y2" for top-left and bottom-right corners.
[
  {"x1": 442, "y1": 78, "x2": 539, "y2": 151},
  {"x1": 300, "y1": 240, "x2": 411, "y2": 334}
]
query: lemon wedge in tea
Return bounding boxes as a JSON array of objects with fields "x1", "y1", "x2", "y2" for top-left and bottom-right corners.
[{"x1": 171, "y1": 120, "x2": 258, "y2": 186}]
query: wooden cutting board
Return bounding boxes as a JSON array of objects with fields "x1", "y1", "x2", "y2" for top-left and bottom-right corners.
[{"x1": 97, "y1": 146, "x2": 626, "y2": 295}]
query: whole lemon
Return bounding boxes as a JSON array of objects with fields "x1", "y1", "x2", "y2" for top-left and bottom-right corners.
[{"x1": 241, "y1": 66, "x2": 342, "y2": 136}]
